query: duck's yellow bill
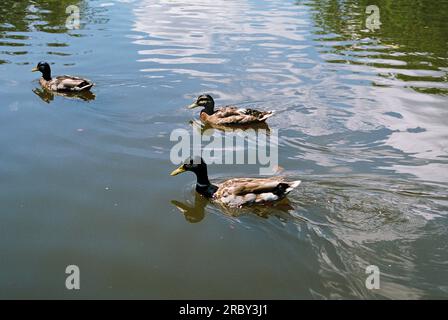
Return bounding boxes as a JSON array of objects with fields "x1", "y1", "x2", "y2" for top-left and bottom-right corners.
[
  {"x1": 31, "y1": 67, "x2": 39, "y2": 72},
  {"x1": 170, "y1": 166, "x2": 186, "y2": 176},
  {"x1": 187, "y1": 102, "x2": 199, "y2": 109}
]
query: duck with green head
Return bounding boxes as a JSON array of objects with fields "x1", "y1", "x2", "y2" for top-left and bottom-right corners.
[
  {"x1": 171, "y1": 157, "x2": 300, "y2": 208},
  {"x1": 32, "y1": 61, "x2": 94, "y2": 92},
  {"x1": 187, "y1": 94, "x2": 275, "y2": 126}
]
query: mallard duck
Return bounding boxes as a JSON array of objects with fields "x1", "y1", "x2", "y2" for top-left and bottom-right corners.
[
  {"x1": 187, "y1": 94, "x2": 274, "y2": 126},
  {"x1": 32, "y1": 62, "x2": 94, "y2": 92},
  {"x1": 190, "y1": 118, "x2": 271, "y2": 136},
  {"x1": 170, "y1": 157, "x2": 300, "y2": 208}
]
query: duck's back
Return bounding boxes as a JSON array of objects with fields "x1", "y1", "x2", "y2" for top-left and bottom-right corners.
[
  {"x1": 205, "y1": 106, "x2": 274, "y2": 125},
  {"x1": 42, "y1": 75, "x2": 94, "y2": 92},
  {"x1": 214, "y1": 177, "x2": 300, "y2": 207}
]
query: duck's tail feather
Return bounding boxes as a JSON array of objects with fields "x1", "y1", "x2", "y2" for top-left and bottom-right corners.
[{"x1": 285, "y1": 180, "x2": 301, "y2": 193}]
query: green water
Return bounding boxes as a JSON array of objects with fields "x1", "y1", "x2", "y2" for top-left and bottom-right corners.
[{"x1": 0, "y1": 0, "x2": 447, "y2": 299}]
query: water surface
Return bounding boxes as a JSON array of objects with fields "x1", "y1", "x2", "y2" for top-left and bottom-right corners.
[{"x1": 0, "y1": 0, "x2": 447, "y2": 299}]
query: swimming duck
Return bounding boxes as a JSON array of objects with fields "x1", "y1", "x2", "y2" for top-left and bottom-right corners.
[
  {"x1": 170, "y1": 157, "x2": 300, "y2": 208},
  {"x1": 32, "y1": 62, "x2": 94, "y2": 92},
  {"x1": 187, "y1": 94, "x2": 274, "y2": 126}
]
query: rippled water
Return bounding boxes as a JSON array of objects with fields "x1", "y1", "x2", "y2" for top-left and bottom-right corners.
[{"x1": 1, "y1": 0, "x2": 447, "y2": 299}]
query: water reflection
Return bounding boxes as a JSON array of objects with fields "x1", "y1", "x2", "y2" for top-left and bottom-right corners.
[
  {"x1": 303, "y1": 0, "x2": 448, "y2": 94},
  {"x1": 133, "y1": 0, "x2": 448, "y2": 299},
  {"x1": 133, "y1": 0, "x2": 448, "y2": 185},
  {"x1": 190, "y1": 119, "x2": 271, "y2": 135},
  {"x1": 0, "y1": 0, "x2": 83, "y2": 33},
  {"x1": 32, "y1": 87, "x2": 96, "y2": 103},
  {"x1": 0, "y1": 0, "x2": 110, "y2": 66},
  {"x1": 132, "y1": 0, "x2": 309, "y2": 100}
]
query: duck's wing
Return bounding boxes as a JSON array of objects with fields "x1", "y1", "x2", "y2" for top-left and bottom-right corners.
[
  {"x1": 210, "y1": 106, "x2": 274, "y2": 125},
  {"x1": 215, "y1": 177, "x2": 300, "y2": 207},
  {"x1": 53, "y1": 75, "x2": 94, "y2": 92}
]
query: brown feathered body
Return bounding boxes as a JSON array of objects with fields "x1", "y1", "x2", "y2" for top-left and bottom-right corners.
[
  {"x1": 40, "y1": 75, "x2": 94, "y2": 92},
  {"x1": 200, "y1": 106, "x2": 274, "y2": 126},
  {"x1": 212, "y1": 177, "x2": 301, "y2": 208}
]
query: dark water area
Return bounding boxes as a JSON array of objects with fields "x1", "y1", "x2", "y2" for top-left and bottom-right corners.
[{"x1": 0, "y1": 0, "x2": 447, "y2": 299}]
